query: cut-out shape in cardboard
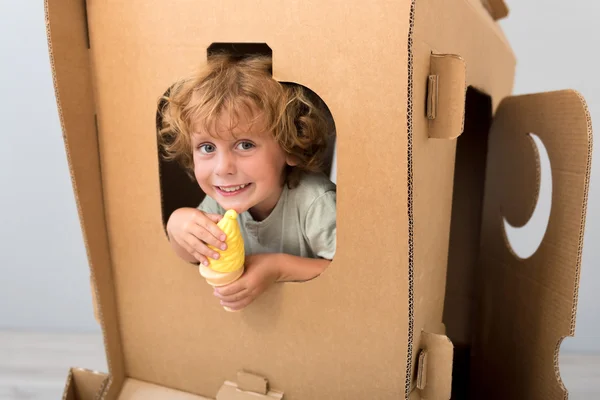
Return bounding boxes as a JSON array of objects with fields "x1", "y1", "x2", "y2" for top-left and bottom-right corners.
[{"x1": 503, "y1": 132, "x2": 552, "y2": 260}]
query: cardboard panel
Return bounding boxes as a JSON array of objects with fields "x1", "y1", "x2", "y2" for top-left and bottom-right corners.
[
  {"x1": 44, "y1": 1, "x2": 124, "y2": 398},
  {"x1": 472, "y1": 90, "x2": 593, "y2": 399},
  {"x1": 83, "y1": 1, "x2": 412, "y2": 398},
  {"x1": 410, "y1": 0, "x2": 515, "y2": 383}
]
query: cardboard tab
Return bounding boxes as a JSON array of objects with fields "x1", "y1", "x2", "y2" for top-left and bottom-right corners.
[
  {"x1": 216, "y1": 381, "x2": 283, "y2": 400},
  {"x1": 472, "y1": 89, "x2": 593, "y2": 399},
  {"x1": 414, "y1": 331, "x2": 453, "y2": 399},
  {"x1": 428, "y1": 54, "x2": 467, "y2": 139},
  {"x1": 481, "y1": 0, "x2": 509, "y2": 21},
  {"x1": 236, "y1": 371, "x2": 268, "y2": 395}
]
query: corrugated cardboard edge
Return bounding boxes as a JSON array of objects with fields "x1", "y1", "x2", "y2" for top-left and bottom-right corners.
[
  {"x1": 63, "y1": 369, "x2": 75, "y2": 400},
  {"x1": 405, "y1": 0, "x2": 417, "y2": 398},
  {"x1": 44, "y1": 0, "x2": 121, "y2": 398},
  {"x1": 62, "y1": 368, "x2": 110, "y2": 400},
  {"x1": 554, "y1": 90, "x2": 594, "y2": 396}
]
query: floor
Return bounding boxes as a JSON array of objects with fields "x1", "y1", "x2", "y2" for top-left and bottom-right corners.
[{"x1": 1, "y1": 331, "x2": 599, "y2": 400}]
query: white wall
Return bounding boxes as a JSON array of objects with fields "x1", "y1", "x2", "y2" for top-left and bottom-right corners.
[
  {"x1": 0, "y1": 2, "x2": 97, "y2": 332},
  {"x1": 0, "y1": 1, "x2": 598, "y2": 351}
]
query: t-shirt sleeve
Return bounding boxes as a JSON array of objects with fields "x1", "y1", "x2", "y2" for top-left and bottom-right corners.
[
  {"x1": 197, "y1": 195, "x2": 223, "y2": 215},
  {"x1": 304, "y1": 190, "x2": 337, "y2": 260}
]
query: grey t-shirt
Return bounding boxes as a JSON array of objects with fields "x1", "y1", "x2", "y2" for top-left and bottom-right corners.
[{"x1": 197, "y1": 172, "x2": 336, "y2": 260}]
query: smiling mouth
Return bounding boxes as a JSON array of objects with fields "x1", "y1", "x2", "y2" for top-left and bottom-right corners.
[{"x1": 215, "y1": 183, "x2": 251, "y2": 195}]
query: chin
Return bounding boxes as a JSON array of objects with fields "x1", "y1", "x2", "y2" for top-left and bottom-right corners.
[{"x1": 218, "y1": 201, "x2": 250, "y2": 214}]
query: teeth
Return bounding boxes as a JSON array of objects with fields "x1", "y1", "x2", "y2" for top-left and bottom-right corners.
[{"x1": 220, "y1": 184, "x2": 247, "y2": 192}]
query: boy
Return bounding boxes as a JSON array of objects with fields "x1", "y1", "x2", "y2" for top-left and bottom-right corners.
[{"x1": 159, "y1": 54, "x2": 336, "y2": 311}]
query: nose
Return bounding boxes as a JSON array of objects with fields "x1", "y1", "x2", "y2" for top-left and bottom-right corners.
[{"x1": 214, "y1": 150, "x2": 236, "y2": 176}]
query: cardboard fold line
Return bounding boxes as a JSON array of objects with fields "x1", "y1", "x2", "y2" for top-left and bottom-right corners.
[
  {"x1": 416, "y1": 350, "x2": 428, "y2": 390},
  {"x1": 426, "y1": 75, "x2": 439, "y2": 120}
]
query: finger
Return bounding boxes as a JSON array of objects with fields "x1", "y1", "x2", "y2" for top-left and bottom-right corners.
[
  {"x1": 214, "y1": 287, "x2": 249, "y2": 302},
  {"x1": 195, "y1": 254, "x2": 209, "y2": 265},
  {"x1": 178, "y1": 239, "x2": 209, "y2": 265},
  {"x1": 184, "y1": 234, "x2": 220, "y2": 261},
  {"x1": 205, "y1": 213, "x2": 223, "y2": 224},
  {"x1": 215, "y1": 280, "x2": 246, "y2": 296},
  {"x1": 220, "y1": 295, "x2": 253, "y2": 311},
  {"x1": 199, "y1": 215, "x2": 227, "y2": 242},
  {"x1": 188, "y1": 224, "x2": 225, "y2": 251}
]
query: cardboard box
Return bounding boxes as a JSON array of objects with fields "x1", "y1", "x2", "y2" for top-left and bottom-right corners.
[{"x1": 45, "y1": 0, "x2": 593, "y2": 398}]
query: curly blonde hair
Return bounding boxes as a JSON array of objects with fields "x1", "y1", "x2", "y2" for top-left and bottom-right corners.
[{"x1": 157, "y1": 54, "x2": 333, "y2": 189}]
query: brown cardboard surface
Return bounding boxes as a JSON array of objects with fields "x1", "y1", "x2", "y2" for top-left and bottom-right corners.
[
  {"x1": 49, "y1": 0, "x2": 414, "y2": 398},
  {"x1": 428, "y1": 54, "x2": 467, "y2": 140},
  {"x1": 482, "y1": 0, "x2": 510, "y2": 20},
  {"x1": 63, "y1": 368, "x2": 109, "y2": 400},
  {"x1": 118, "y1": 379, "x2": 212, "y2": 400},
  {"x1": 44, "y1": 1, "x2": 124, "y2": 398},
  {"x1": 235, "y1": 371, "x2": 268, "y2": 395},
  {"x1": 416, "y1": 331, "x2": 454, "y2": 399},
  {"x1": 472, "y1": 90, "x2": 593, "y2": 399},
  {"x1": 409, "y1": 0, "x2": 515, "y2": 374},
  {"x1": 216, "y1": 381, "x2": 284, "y2": 400}
]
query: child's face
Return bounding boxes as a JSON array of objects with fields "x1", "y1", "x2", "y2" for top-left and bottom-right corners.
[{"x1": 191, "y1": 107, "x2": 294, "y2": 220}]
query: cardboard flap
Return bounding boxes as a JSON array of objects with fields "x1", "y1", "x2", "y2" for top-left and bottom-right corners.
[
  {"x1": 481, "y1": 0, "x2": 509, "y2": 21},
  {"x1": 413, "y1": 331, "x2": 453, "y2": 399},
  {"x1": 63, "y1": 368, "x2": 110, "y2": 400},
  {"x1": 427, "y1": 54, "x2": 467, "y2": 139},
  {"x1": 45, "y1": 0, "x2": 125, "y2": 396},
  {"x1": 214, "y1": 371, "x2": 283, "y2": 400},
  {"x1": 472, "y1": 90, "x2": 593, "y2": 399},
  {"x1": 235, "y1": 371, "x2": 268, "y2": 395}
]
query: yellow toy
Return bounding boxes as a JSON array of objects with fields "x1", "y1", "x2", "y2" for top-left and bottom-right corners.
[{"x1": 198, "y1": 209, "x2": 245, "y2": 287}]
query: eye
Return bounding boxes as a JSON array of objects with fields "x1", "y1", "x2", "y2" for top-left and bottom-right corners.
[
  {"x1": 236, "y1": 141, "x2": 255, "y2": 151},
  {"x1": 198, "y1": 143, "x2": 216, "y2": 154}
]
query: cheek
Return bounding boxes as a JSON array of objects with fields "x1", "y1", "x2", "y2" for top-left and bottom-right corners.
[{"x1": 193, "y1": 159, "x2": 212, "y2": 181}]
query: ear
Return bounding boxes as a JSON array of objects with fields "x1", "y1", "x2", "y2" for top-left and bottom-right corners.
[{"x1": 286, "y1": 154, "x2": 300, "y2": 166}]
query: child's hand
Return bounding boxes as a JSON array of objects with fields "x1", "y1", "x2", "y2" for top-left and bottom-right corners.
[
  {"x1": 166, "y1": 207, "x2": 227, "y2": 265},
  {"x1": 213, "y1": 254, "x2": 281, "y2": 311}
]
